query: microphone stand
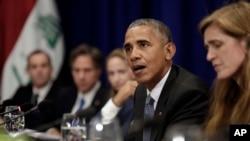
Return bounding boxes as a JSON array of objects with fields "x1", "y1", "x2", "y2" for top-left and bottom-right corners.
[{"x1": 0, "y1": 106, "x2": 38, "y2": 126}]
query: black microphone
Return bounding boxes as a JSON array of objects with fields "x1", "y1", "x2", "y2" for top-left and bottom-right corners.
[
  {"x1": 21, "y1": 103, "x2": 35, "y2": 112},
  {"x1": 128, "y1": 118, "x2": 161, "y2": 136},
  {"x1": 34, "y1": 106, "x2": 97, "y2": 131},
  {"x1": 76, "y1": 106, "x2": 96, "y2": 119},
  {"x1": 0, "y1": 100, "x2": 52, "y2": 125},
  {"x1": 23, "y1": 100, "x2": 53, "y2": 116},
  {"x1": 0, "y1": 103, "x2": 34, "y2": 115}
]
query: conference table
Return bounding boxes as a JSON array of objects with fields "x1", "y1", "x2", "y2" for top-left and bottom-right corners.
[{"x1": 0, "y1": 127, "x2": 60, "y2": 141}]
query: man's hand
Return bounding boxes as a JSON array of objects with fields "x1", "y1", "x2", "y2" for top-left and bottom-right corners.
[
  {"x1": 112, "y1": 80, "x2": 138, "y2": 107},
  {"x1": 46, "y1": 127, "x2": 60, "y2": 136}
]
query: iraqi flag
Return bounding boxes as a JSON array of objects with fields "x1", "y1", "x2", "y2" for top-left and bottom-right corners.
[{"x1": 0, "y1": 0, "x2": 64, "y2": 102}]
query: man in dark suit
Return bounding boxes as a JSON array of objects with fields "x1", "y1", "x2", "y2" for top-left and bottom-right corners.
[
  {"x1": 47, "y1": 44, "x2": 109, "y2": 134},
  {"x1": 122, "y1": 19, "x2": 209, "y2": 141},
  {"x1": 10, "y1": 50, "x2": 60, "y2": 129},
  {"x1": 12, "y1": 50, "x2": 59, "y2": 104}
]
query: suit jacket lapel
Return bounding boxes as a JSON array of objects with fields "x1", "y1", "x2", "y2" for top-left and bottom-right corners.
[
  {"x1": 92, "y1": 85, "x2": 110, "y2": 108},
  {"x1": 27, "y1": 84, "x2": 33, "y2": 103},
  {"x1": 38, "y1": 81, "x2": 60, "y2": 101},
  {"x1": 137, "y1": 85, "x2": 147, "y2": 120},
  {"x1": 67, "y1": 86, "x2": 78, "y2": 113},
  {"x1": 151, "y1": 65, "x2": 178, "y2": 141},
  {"x1": 133, "y1": 85, "x2": 147, "y2": 141}
]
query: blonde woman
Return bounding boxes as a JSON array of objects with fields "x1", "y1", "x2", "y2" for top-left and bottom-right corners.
[
  {"x1": 199, "y1": 1, "x2": 250, "y2": 139},
  {"x1": 101, "y1": 48, "x2": 138, "y2": 136}
]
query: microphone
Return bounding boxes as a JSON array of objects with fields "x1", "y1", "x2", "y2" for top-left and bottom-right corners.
[
  {"x1": 76, "y1": 106, "x2": 96, "y2": 119},
  {"x1": 34, "y1": 106, "x2": 97, "y2": 131},
  {"x1": 0, "y1": 103, "x2": 34, "y2": 115},
  {"x1": 128, "y1": 118, "x2": 161, "y2": 135},
  {"x1": 21, "y1": 103, "x2": 35, "y2": 112},
  {"x1": 23, "y1": 100, "x2": 53, "y2": 116},
  {"x1": 0, "y1": 100, "x2": 53, "y2": 125}
]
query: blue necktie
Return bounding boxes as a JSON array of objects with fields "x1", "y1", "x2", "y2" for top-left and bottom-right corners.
[
  {"x1": 143, "y1": 94, "x2": 155, "y2": 141},
  {"x1": 76, "y1": 98, "x2": 85, "y2": 114}
]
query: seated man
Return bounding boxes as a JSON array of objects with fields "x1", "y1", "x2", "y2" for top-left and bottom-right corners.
[
  {"x1": 12, "y1": 50, "x2": 60, "y2": 105},
  {"x1": 48, "y1": 44, "x2": 110, "y2": 134},
  {"x1": 7, "y1": 50, "x2": 61, "y2": 129},
  {"x1": 122, "y1": 18, "x2": 209, "y2": 141}
]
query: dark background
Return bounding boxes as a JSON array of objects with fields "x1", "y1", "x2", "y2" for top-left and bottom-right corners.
[{"x1": 55, "y1": 0, "x2": 246, "y2": 87}]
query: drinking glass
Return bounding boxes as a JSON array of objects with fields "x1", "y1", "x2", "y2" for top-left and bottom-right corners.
[
  {"x1": 61, "y1": 113, "x2": 87, "y2": 141},
  {"x1": 4, "y1": 106, "x2": 25, "y2": 138},
  {"x1": 163, "y1": 124, "x2": 205, "y2": 141},
  {"x1": 88, "y1": 116, "x2": 122, "y2": 141}
]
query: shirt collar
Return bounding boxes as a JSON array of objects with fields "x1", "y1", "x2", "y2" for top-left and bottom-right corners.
[
  {"x1": 77, "y1": 81, "x2": 101, "y2": 108},
  {"x1": 147, "y1": 67, "x2": 171, "y2": 104},
  {"x1": 32, "y1": 80, "x2": 53, "y2": 103}
]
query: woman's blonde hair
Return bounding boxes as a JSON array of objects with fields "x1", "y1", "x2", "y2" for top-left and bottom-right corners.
[
  {"x1": 106, "y1": 48, "x2": 126, "y2": 63},
  {"x1": 199, "y1": 1, "x2": 250, "y2": 137}
]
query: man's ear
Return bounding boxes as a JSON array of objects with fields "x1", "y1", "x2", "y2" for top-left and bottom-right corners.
[{"x1": 164, "y1": 42, "x2": 176, "y2": 61}]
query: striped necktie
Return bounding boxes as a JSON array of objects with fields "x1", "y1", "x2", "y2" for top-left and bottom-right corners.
[
  {"x1": 143, "y1": 94, "x2": 155, "y2": 141},
  {"x1": 76, "y1": 98, "x2": 85, "y2": 114}
]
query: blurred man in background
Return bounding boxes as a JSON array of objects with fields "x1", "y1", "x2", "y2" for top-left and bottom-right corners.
[
  {"x1": 12, "y1": 50, "x2": 60, "y2": 106},
  {"x1": 4, "y1": 50, "x2": 61, "y2": 129},
  {"x1": 48, "y1": 44, "x2": 110, "y2": 134}
]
